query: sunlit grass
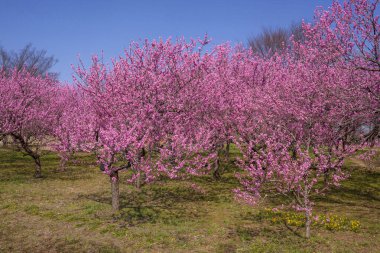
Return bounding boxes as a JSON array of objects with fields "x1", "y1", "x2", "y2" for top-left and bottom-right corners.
[{"x1": 0, "y1": 147, "x2": 379, "y2": 252}]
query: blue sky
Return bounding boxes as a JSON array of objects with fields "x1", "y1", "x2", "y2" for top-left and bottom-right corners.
[{"x1": 0, "y1": 0, "x2": 334, "y2": 82}]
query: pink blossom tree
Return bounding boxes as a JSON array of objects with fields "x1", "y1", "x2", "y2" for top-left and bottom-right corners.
[
  {"x1": 300, "y1": 0, "x2": 379, "y2": 142},
  {"x1": 198, "y1": 44, "x2": 252, "y2": 179},
  {"x1": 0, "y1": 69, "x2": 58, "y2": 177},
  {"x1": 70, "y1": 38, "x2": 217, "y2": 210},
  {"x1": 52, "y1": 86, "x2": 91, "y2": 171},
  {"x1": 234, "y1": 0, "x2": 378, "y2": 238},
  {"x1": 234, "y1": 56, "x2": 361, "y2": 238}
]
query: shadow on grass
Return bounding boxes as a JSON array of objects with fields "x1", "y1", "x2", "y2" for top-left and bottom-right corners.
[
  {"x1": 0, "y1": 148, "x2": 98, "y2": 183},
  {"x1": 314, "y1": 169, "x2": 380, "y2": 209},
  {"x1": 79, "y1": 181, "x2": 228, "y2": 226}
]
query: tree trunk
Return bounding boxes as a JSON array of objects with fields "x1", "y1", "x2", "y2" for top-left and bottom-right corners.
[
  {"x1": 304, "y1": 185, "x2": 311, "y2": 239},
  {"x1": 323, "y1": 171, "x2": 329, "y2": 186},
  {"x1": 305, "y1": 210, "x2": 311, "y2": 239},
  {"x1": 111, "y1": 171, "x2": 120, "y2": 211},
  {"x1": 59, "y1": 157, "x2": 67, "y2": 172},
  {"x1": 135, "y1": 172, "x2": 144, "y2": 190},
  {"x1": 135, "y1": 172, "x2": 142, "y2": 189},
  {"x1": 11, "y1": 134, "x2": 42, "y2": 178},
  {"x1": 34, "y1": 156, "x2": 42, "y2": 178},
  {"x1": 135, "y1": 148, "x2": 146, "y2": 189},
  {"x1": 1, "y1": 135, "x2": 9, "y2": 147},
  {"x1": 225, "y1": 141, "x2": 231, "y2": 164},
  {"x1": 213, "y1": 157, "x2": 221, "y2": 180}
]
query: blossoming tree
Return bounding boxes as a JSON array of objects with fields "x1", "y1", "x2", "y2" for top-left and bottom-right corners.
[
  {"x1": 70, "y1": 38, "x2": 217, "y2": 210},
  {"x1": 234, "y1": 0, "x2": 378, "y2": 238},
  {"x1": 0, "y1": 69, "x2": 58, "y2": 177}
]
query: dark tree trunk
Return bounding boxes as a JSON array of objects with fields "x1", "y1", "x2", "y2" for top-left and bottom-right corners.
[
  {"x1": 34, "y1": 156, "x2": 42, "y2": 178},
  {"x1": 213, "y1": 156, "x2": 221, "y2": 180},
  {"x1": 11, "y1": 134, "x2": 43, "y2": 178},
  {"x1": 110, "y1": 171, "x2": 120, "y2": 211},
  {"x1": 323, "y1": 170, "x2": 329, "y2": 186},
  {"x1": 225, "y1": 140, "x2": 231, "y2": 164}
]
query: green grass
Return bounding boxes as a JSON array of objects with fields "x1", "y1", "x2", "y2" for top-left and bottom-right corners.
[{"x1": 0, "y1": 147, "x2": 379, "y2": 252}]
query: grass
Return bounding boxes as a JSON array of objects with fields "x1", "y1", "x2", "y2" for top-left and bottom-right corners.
[{"x1": 0, "y1": 147, "x2": 379, "y2": 252}]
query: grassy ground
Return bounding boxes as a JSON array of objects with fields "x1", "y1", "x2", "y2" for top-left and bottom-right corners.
[{"x1": 0, "y1": 147, "x2": 379, "y2": 253}]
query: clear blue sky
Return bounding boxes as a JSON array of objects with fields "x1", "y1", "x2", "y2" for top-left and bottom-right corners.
[{"x1": 0, "y1": 0, "x2": 334, "y2": 82}]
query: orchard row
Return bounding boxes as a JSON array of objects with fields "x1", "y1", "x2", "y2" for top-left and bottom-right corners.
[{"x1": 0, "y1": 0, "x2": 378, "y2": 238}]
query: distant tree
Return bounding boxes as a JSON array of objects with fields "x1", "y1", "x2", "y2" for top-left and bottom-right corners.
[
  {"x1": 0, "y1": 43, "x2": 58, "y2": 78},
  {"x1": 248, "y1": 22, "x2": 304, "y2": 57},
  {"x1": 248, "y1": 27, "x2": 288, "y2": 57}
]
